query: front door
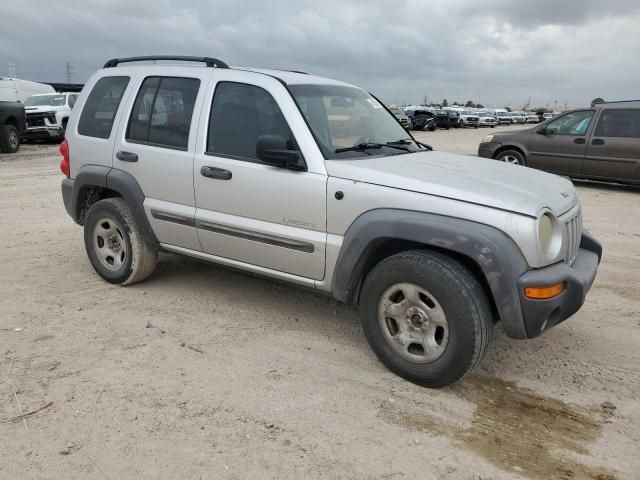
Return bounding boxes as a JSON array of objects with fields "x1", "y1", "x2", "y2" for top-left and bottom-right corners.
[
  {"x1": 193, "y1": 74, "x2": 327, "y2": 280},
  {"x1": 527, "y1": 110, "x2": 595, "y2": 174},
  {"x1": 584, "y1": 108, "x2": 640, "y2": 181}
]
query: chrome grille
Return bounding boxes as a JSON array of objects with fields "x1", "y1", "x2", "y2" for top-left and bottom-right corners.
[{"x1": 563, "y1": 209, "x2": 582, "y2": 265}]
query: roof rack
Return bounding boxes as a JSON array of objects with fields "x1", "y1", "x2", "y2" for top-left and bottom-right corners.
[{"x1": 103, "y1": 56, "x2": 229, "y2": 69}]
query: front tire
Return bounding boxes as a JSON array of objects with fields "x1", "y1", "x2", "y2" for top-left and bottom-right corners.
[
  {"x1": 84, "y1": 198, "x2": 157, "y2": 285},
  {"x1": 359, "y1": 250, "x2": 493, "y2": 388},
  {"x1": 0, "y1": 125, "x2": 20, "y2": 153},
  {"x1": 496, "y1": 149, "x2": 526, "y2": 166}
]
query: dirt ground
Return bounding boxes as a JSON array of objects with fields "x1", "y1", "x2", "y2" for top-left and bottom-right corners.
[{"x1": 1, "y1": 129, "x2": 639, "y2": 480}]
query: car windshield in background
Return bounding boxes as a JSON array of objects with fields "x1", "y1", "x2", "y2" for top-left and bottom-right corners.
[
  {"x1": 497, "y1": 112, "x2": 510, "y2": 117},
  {"x1": 289, "y1": 84, "x2": 419, "y2": 159},
  {"x1": 24, "y1": 95, "x2": 65, "y2": 107}
]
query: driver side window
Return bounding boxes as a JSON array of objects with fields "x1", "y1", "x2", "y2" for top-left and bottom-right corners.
[{"x1": 546, "y1": 110, "x2": 594, "y2": 136}]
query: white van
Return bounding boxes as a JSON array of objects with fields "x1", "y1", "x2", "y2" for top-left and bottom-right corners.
[{"x1": 0, "y1": 78, "x2": 55, "y2": 103}]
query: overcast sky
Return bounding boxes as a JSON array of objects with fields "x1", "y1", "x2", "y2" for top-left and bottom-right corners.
[{"x1": 2, "y1": 0, "x2": 639, "y2": 108}]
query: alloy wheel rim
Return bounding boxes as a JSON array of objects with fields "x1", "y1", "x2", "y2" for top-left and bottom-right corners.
[
  {"x1": 378, "y1": 282, "x2": 449, "y2": 363},
  {"x1": 501, "y1": 155, "x2": 521, "y2": 165},
  {"x1": 93, "y1": 217, "x2": 128, "y2": 271},
  {"x1": 9, "y1": 130, "x2": 18, "y2": 149}
]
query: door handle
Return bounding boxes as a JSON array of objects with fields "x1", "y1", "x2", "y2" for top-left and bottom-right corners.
[
  {"x1": 574, "y1": 138, "x2": 586, "y2": 144},
  {"x1": 201, "y1": 166, "x2": 232, "y2": 180},
  {"x1": 592, "y1": 138, "x2": 605, "y2": 146},
  {"x1": 116, "y1": 151, "x2": 138, "y2": 162}
]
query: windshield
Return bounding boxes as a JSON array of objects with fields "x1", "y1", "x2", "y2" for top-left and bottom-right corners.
[
  {"x1": 289, "y1": 85, "x2": 419, "y2": 159},
  {"x1": 24, "y1": 94, "x2": 65, "y2": 107},
  {"x1": 497, "y1": 112, "x2": 510, "y2": 117}
]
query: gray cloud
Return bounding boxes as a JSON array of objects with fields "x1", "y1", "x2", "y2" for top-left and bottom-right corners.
[{"x1": 1, "y1": 0, "x2": 638, "y2": 108}]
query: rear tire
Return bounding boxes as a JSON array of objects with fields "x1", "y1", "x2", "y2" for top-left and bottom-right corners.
[
  {"x1": 359, "y1": 250, "x2": 493, "y2": 388},
  {"x1": 0, "y1": 125, "x2": 20, "y2": 153},
  {"x1": 84, "y1": 198, "x2": 157, "y2": 285}
]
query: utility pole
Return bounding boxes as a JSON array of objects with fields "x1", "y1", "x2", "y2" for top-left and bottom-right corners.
[
  {"x1": 8, "y1": 63, "x2": 17, "y2": 78},
  {"x1": 65, "y1": 62, "x2": 74, "y2": 83}
]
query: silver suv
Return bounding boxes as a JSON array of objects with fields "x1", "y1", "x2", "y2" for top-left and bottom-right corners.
[{"x1": 60, "y1": 56, "x2": 602, "y2": 387}]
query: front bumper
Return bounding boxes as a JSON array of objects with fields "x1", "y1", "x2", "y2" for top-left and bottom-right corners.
[
  {"x1": 516, "y1": 231, "x2": 602, "y2": 338},
  {"x1": 23, "y1": 126, "x2": 64, "y2": 140},
  {"x1": 478, "y1": 141, "x2": 501, "y2": 158}
]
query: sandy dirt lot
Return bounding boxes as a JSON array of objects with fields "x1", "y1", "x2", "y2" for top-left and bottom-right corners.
[{"x1": 1, "y1": 131, "x2": 639, "y2": 480}]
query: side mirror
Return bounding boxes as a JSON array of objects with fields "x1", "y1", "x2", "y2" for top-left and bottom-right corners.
[
  {"x1": 537, "y1": 127, "x2": 548, "y2": 135},
  {"x1": 256, "y1": 135, "x2": 304, "y2": 170}
]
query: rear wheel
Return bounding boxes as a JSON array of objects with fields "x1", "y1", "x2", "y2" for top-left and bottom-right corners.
[
  {"x1": 0, "y1": 125, "x2": 20, "y2": 153},
  {"x1": 359, "y1": 250, "x2": 493, "y2": 387},
  {"x1": 496, "y1": 149, "x2": 526, "y2": 166},
  {"x1": 84, "y1": 198, "x2": 157, "y2": 285}
]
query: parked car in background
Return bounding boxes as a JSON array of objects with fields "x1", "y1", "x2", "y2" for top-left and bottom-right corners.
[
  {"x1": 23, "y1": 92, "x2": 79, "y2": 141},
  {"x1": 433, "y1": 109, "x2": 451, "y2": 129},
  {"x1": 510, "y1": 111, "x2": 527, "y2": 124},
  {"x1": 478, "y1": 101, "x2": 640, "y2": 185},
  {"x1": 494, "y1": 110, "x2": 513, "y2": 125},
  {"x1": 389, "y1": 107, "x2": 410, "y2": 129},
  {"x1": 407, "y1": 109, "x2": 436, "y2": 131},
  {"x1": 0, "y1": 78, "x2": 55, "y2": 103},
  {"x1": 0, "y1": 101, "x2": 26, "y2": 153},
  {"x1": 458, "y1": 110, "x2": 480, "y2": 128},
  {"x1": 477, "y1": 112, "x2": 496, "y2": 127},
  {"x1": 526, "y1": 112, "x2": 540, "y2": 124},
  {"x1": 446, "y1": 109, "x2": 461, "y2": 127},
  {"x1": 59, "y1": 55, "x2": 601, "y2": 388}
]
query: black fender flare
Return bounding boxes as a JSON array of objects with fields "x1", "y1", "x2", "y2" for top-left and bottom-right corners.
[
  {"x1": 66, "y1": 165, "x2": 158, "y2": 246},
  {"x1": 331, "y1": 209, "x2": 530, "y2": 339}
]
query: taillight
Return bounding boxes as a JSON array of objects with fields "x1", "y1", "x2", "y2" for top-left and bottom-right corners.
[{"x1": 59, "y1": 139, "x2": 70, "y2": 178}]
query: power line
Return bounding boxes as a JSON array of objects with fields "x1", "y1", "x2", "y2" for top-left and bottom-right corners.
[{"x1": 65, "y1": 62, "x2": 75, "y2": 83}]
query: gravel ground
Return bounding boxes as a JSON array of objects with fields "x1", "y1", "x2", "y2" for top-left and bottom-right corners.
[{"x1": 1, "y1": 132, "x2": 638, "y2": 480}]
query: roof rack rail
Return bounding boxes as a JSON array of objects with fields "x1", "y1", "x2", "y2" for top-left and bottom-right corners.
[{"x1": 103, "y1": 56, "x2": 229, "y2": 69}]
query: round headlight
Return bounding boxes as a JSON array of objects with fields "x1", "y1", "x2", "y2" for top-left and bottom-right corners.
[
  {"x1": 537, "y1": 212, "x2": 561, "y2": 259},
  {"x1": 483, "y1": 134, "x2": 494, "y2": 143}
]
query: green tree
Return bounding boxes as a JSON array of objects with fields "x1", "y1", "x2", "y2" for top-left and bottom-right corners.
[
  {"x1": 442, "y1": 99, "x2": 448, "y2": 107},
  {"x1": 465, "y1": 100, "x2": 475, "y2": 108}
]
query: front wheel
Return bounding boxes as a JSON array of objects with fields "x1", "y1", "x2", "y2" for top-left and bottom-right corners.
[
  {"x1": 359, "y1": 250, "x2": 493, "y2": 387},
  {"x1": 84, "y1": 198, "x2": 157, "y2": 285},
  {"x1": 496, "y1": 149, "x2": 526, "y2": 166}
]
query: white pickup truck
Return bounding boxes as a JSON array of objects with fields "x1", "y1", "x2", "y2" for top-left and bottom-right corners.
[{"x1": 23, "y1": 92, "x2": 79, "y2": 141}]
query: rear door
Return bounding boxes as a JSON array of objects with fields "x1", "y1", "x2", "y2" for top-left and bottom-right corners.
[
  {"x1": 583, "y1": 108, "x2": 640, "y2": 181},
  {"x1": 527, "y1": 110, "x2": 594, "y2": 174},
  {"x1": 112, "y1": 68, "x2": 212, "y2": 251}
]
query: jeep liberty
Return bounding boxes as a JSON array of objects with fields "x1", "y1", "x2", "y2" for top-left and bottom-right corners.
[{"x1": 60, "y1": 56, "x2": 602, "y2": 387}]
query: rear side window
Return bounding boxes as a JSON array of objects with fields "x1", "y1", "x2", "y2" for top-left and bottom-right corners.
[
  {"x1": 594, "y1": 109, "x2": 640, "y2": 138},
  {"x1": 78, "y1": 76, "x2": 129, "y2": 138},
  {"x1": 207, "y1": 82, "x2": 297, "y2": 160},
  {"x1": 127, "y1": 76, "x2": 200, "y2": 150}
]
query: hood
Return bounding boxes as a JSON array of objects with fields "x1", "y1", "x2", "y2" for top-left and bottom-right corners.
[{"x1": 325, "y1": 151, "x2": 577, "y2": 217}]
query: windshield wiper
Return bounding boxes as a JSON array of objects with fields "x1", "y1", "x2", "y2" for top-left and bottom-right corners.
[
  {"x1": 335, "y1": 143, "x2": 382, "y2": 154},
  {"x1": 387, "y1": 139, "x2": 433, "y2": 151}
]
